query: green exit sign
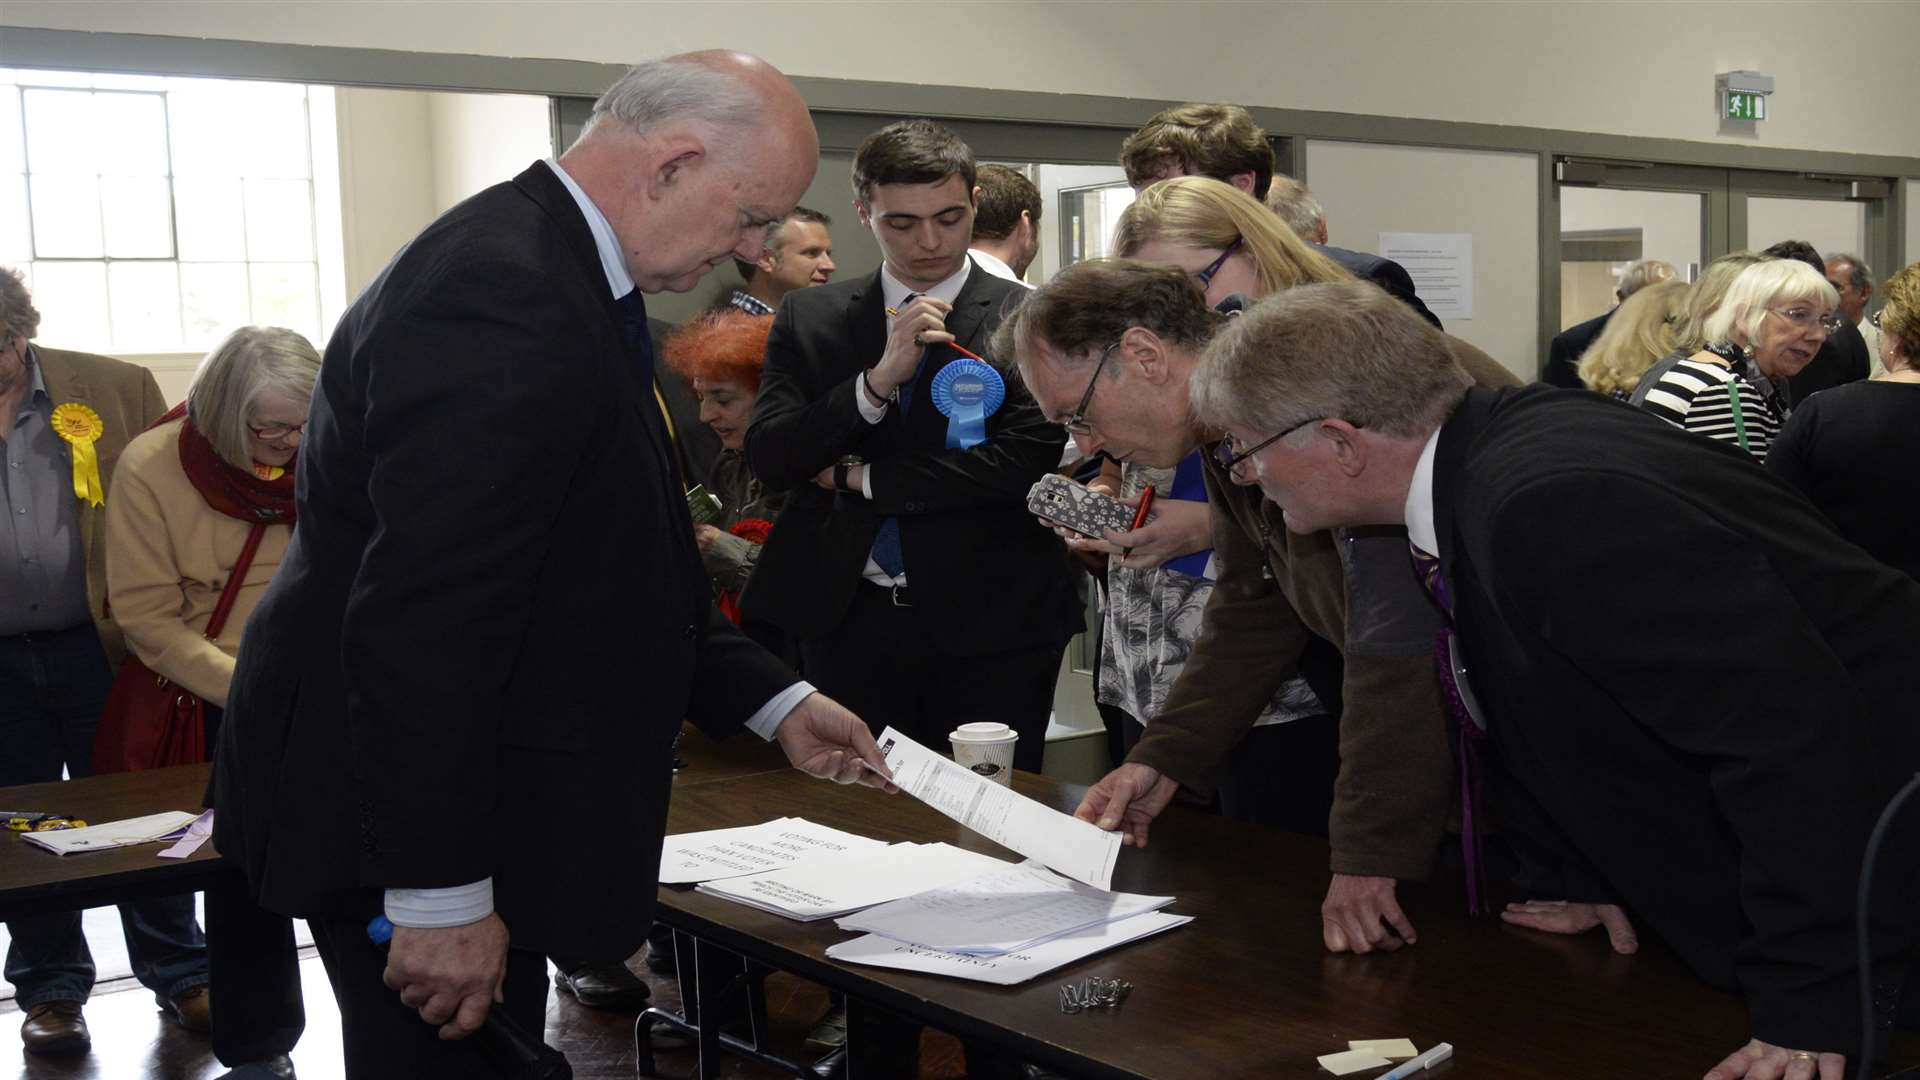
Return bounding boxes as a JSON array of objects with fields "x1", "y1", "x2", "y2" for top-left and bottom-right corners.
[{"x1": 1725, "y1": 90, "x2": 1767, "y2": 121}]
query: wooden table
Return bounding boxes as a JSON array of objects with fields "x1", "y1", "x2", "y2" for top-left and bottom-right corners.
[
  {"x1": 654, "y1": 767, "x2": 1920, "y2": 1079},
  {"x1": 0, "y1": 763, "x2": 228, "y2": 920}
]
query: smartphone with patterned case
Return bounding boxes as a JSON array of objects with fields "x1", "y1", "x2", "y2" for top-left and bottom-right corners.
[{"x1": 1026, "y1": 473, "x2": 1136, "y2": 539}]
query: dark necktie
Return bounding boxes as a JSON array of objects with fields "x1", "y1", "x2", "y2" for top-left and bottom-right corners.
[
  {"x1": 868, "y1": 295, "x2": 927, "y2": 580},
  {"x1": 615, "y1": 288, "x2": 654, "y2": 382},
  {"x1": 1410, "y1": 541, "x2": 1488, "y2": 915}
]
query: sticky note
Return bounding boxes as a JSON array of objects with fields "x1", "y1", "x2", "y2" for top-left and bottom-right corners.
[
  {"x1": 1317, "y1": 1049, "x2": 1394, "y2": 1075},
  {"x1": 1349, "y1": 1039, "x2": 1419, "y2": 1059}
]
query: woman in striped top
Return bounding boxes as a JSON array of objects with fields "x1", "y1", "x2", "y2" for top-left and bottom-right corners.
[{"x1": 1633, "y1": 259, "x2": 1841, "y2": 462}]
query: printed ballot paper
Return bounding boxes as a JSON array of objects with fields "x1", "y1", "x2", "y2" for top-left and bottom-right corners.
[
  {"x1": 827, "y1": 910, "x2": 1192, "y2": 986},
  {"x1": 19, "y1": 811, "x2": 200, "y2": 856},
  {"x1": 658, "y1": 818, "x2": 888, "y2": 884},
  {"x1": 875, "y1": 727, "x2": 1121, "y2": 889},
  {"x1": 835, "y1": 861, "x2": 1173, "y2": 956},
  {"x1": 696, "y1": 842, "x2": 1011, "y2": 921}
]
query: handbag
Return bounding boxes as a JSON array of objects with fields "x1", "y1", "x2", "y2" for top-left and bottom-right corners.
[{"x1": 93, "y1": 522, "x2": 269, "y2": 774}]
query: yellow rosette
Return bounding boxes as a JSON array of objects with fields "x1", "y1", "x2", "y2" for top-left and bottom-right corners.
[{"x1": 50, "y1": 403, "x2": 107, "y2": 508}]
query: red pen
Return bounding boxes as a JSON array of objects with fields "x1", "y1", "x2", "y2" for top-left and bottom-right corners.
[{"x1": 1121, "y1": 484, "x2": 1155, "y2": 560}]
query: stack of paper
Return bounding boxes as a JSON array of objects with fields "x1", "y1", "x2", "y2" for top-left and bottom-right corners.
[
  {"x1": 19, "y1": 811, "x2": 200, "y2": 856},
  {"x1": 825, "y1": 862, "x2": 1191, "y2": 984},
  {"x1": 658, "y1": 817, "x2": 888, "y2": 884},
  {"x1": 873, "y1": 727, "x2": 1121, "y2": 888},
  {"x1": 696, "y1": 842, "x2": 1011, "y2": 921}
]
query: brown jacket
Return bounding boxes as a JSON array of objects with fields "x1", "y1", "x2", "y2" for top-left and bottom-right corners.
[
  {"x1": 37, "y1": 346, "x2": 171, "y2": 666},
  {"x1": 1128, "y1": 337, "x2": 1521, "y2": 881}
]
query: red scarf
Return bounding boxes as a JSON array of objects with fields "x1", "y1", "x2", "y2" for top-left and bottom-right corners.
[{"x1": 151, "y1": 402, "x2": 297, "y2": 525}]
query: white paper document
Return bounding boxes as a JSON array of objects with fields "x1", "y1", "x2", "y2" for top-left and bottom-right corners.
[
  {"x1": 696, "y1": 842, "x2": 1011, "y2": 921},
  {"x1": 19, "y1": 811, "x2": 200, "y2": 856},
  {"x1": 827, "y1": 910, "x2": 1191, "y2": 985},
  {"x1": 836, "y1": 861, "x2": 1173, "y2": 956},
  {"x1": 874, "y1": 727, "x2": 1121, "y2": 889},
  {"x1": 658, "y1": 817, "x2": 888, "y2": 884}
]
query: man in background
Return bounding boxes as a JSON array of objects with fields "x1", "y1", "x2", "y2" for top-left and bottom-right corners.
[
  {"x1": 1543, "y1": 257, "x2": 1676, "y2": 388},
  {"x1": 722, "y1": 206, "x2": 837, "y2": 314},
  {"x1": 1826, "y1": 252, "x2": 1881, "y2": 375},
  {"x1": 1120, "y1": 103, "x2": 1441, "y2": 329},
  {"x1": 969, "y1": 163, "x2": 1042, "y2": 284}
]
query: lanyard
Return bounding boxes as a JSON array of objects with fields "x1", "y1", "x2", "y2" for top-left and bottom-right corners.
[{"x1": 1725, "y1": 376, "x2": 1751, "y2": 453}]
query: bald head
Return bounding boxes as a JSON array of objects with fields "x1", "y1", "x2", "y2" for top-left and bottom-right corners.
[{"x1": 560, "y1": 52, "x2": 820, "y2": 294}]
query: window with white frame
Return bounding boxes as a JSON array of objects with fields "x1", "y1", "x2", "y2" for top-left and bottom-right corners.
[{"x1": 0, "y1": 69, "x2": 335, "y2": 354}]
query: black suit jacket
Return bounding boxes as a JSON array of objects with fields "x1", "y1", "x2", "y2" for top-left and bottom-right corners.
[
  {"x1": 213, "y1": 162, "x2": 795, "y2": 961},
  {"x1": 1542, "y1": 308, "x2": 1612, "y2": 388},
  {"x1": 1432, "y1": 385, "x2": 1919, "y2": 1051},
  {"x1": 1786, "y1": 319, "x2": 1870, "y2": 404},
  {"x1": 1315, "y1": 244, "x2": 1442, "y2": 329},
  {"x1": 742, "y1": 262, "x2": 1081, "y2": 652}
]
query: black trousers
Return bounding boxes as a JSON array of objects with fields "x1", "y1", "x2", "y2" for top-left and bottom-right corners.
[
  {"x1": 1123, "y1": 713, "x2": 1339, "y2": 836},
  {"x1": 801, "y1": 583, "x2": 1067, "y2": 773},
  {"x1": 309, "y1": 916, "x2": 551, "y2": 1079}
]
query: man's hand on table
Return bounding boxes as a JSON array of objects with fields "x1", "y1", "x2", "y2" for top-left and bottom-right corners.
[
  {"x1": 385, "y1": 913, "x2": 508, "y2": 1040},
  {"x1": 775, "y1": 692, "x2": 898, "y2": 793},
  {"x1": 1500, "y1": 899, "x2": 1639, "y2": 954},
  {"x1": 1704, "y1": 1038, "x2": 1845, "y2": 1080},
  {"x1": 1074, "y1": 762, "x2": 1179, "y2": 847},
  {"x1": 1321, "y1": 874, "x2": 1416, "y2": 954}
]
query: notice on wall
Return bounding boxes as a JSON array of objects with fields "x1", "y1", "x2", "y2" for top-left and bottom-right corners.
[{"x1": 1378, "y1": 232, "x2": 1474, "y2": 320}]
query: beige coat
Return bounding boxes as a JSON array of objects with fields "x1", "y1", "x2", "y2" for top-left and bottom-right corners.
[
  {"x1": 104, "y1": 420, "x2": 290, "y2": 706},
  {"x1": 36, "y1": 346, "x2": 169, "y2": 666}
]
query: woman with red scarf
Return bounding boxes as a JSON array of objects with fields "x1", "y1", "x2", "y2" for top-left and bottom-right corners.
[{"x1": 103, "y1": 324, "x2": 317, "y2": 1077}]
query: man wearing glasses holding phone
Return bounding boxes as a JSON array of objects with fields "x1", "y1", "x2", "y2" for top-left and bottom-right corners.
[{"x1": 996, "y1": 257, "x2": 1520, "y2": 958}]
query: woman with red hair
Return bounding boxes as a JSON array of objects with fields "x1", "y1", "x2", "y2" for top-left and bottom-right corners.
[{"x1": 662, "y1": 311, "x2": 784, "y2": 620}]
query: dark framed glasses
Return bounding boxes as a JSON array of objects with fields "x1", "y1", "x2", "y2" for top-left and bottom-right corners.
[
  {"x1": 1063, "y1": 340, "x2": 1121, "y2": 436},
  {"x1": 1212, "y1": 416, "x2": 1330, "y2": 471},
  {"x1": 1194, "y1": 237, "x2": 1244, "y2": 288}
]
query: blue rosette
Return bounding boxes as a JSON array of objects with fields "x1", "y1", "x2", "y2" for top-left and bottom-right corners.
[{"x1": 928, "y1": 357, "x2": 1006, "y2": 449}]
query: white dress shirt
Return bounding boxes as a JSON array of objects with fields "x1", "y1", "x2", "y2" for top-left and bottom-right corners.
[
  {"x1": 851, "y1": 257, "x2": 975, "y2": 586},
  {"x1": 386, "y1": 161, "x2": 815, "y2": 930},
  {"x1": 966, "y1": 247, "x2": 1031, "y2": 289},
  {"x1": 1403, "y1": 427, "x2": 1444, "y2": 558}
]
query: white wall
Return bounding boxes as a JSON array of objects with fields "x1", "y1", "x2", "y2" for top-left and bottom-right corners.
[
  {"x1": 1745, "y1": 197, "x2": 1867, "y2": 263},
  {"x1": 332, "y1": 87, "x2": 436, "y2": 300},
  {"x1": 1910, "y1": 181, "x2": 1920, "y2": 274},
  {"x1": 6, "y1": 1, "x2": 1919, "y2": 159},
  {"x1": 1561, "y1": 188, "x2": 1705, "y2": 274},
  {"x1": 1306, "y1": 141, "x2": 1538, "y2": 379},
  {"x1": 426, "y1": 91, "x2": 552, "y2": 215}
]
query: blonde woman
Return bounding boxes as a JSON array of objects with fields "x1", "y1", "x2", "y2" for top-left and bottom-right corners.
[
  {"x1": 1112, "y1": 176, "x2": 1352, "y2": 303},
  {"x1": 1769, "y1": 261, "x2": 1920, "y2": 580},
  {"x1": 1576, "y1": 278, "x2": 1687, "y2": 398},
  {"x1": 1633, "y1": 260, "x2": 1840, "y2": 462}
]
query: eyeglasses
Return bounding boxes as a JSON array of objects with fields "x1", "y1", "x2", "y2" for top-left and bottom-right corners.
[
  {"x1": 1766, "y1": 306, "x2": 1845, "y2": 336},
  {"x1": 1212, "y1": 416, "x2": 1325, "y2": 472},
  {"x1": 1194, "y1": 238, "x2": 1243, "y2": 288},
  {"x1": 249, "y1": 420, "x2": 307, "y2": 441},
  {"x1": 1062, "y1": 340, "x2": 1121, "y2": 437}
]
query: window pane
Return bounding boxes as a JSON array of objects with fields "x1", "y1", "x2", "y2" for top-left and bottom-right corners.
[
  {"x1": 107, "y1": 261, "x2": 181, "y2": 348},
  {"x1": 244, "y1": 179, "x2": 314, "y2": 260},
  {"x1": 180, "y1": 262, "x2": 251, "y2": 349},
  {"x1": 0, "y1": 87, "x2": 22, "y2": 173},
  {"x1": 23, "y1": 89, "x2": 96, "y2": 173},
  {"x1": 174, "y1": 176, "x2": 246, "y2": 261},
  {"x1": 249, "y1": 263, "x2": 318, "y2": 340},
  {"x1": 11, "y1": 70, "x2": 92, "y2": 89},
  {"x1": 166, "y1": 90, "x2": 236, "y2": 177},
  {"x1": 232, "y1": 93, "x2": 310, "y2": 179},
  {"x1": 93, "y1": 92, "x2": 169, "y2": 176},
  {"x1": 29, "y1": 173, "x2": 103, "y2": 257},
  {"x1": 100, "y1": 175, "x2": 174, "y2": 257},
  {"x1": 28, "y1": 261, "x2": 108, "y2": 348},
  {"x1": 0, "y1": 174, "x2": 28, "y2": 263},
  {"x1": 89, "y1": 73, "x2": 170, "y2": 92}
]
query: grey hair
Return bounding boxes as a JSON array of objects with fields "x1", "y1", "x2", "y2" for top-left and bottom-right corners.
[
  {"x1": 1704, "y1": 259, "x2": 1840, "y2": 350},
  {"x1": 1673, "y1": 251, "x2": 1765, "y2": 352},
  {"x1": 1191, "y1": 281, "x2": 1469, "y2": 440},
  {"x1": 1827, "y1": 253, "x2": 1874, "y2": 292},
  {"x1": 186, "y1": 326, "x2": 321, "y2": 469},
  {"x1": 1616, "y1": 258, "x2": 1675, "y2": 298},
  {"x1": 575, "y1": 58, "x2": 761, "y2": 148},
  {"x1": 1263, "y1": 175, "x2": 1324, "y2": 243},
  {"x1": 0, "y1": 266, "x2": 40, "y2": 344}
]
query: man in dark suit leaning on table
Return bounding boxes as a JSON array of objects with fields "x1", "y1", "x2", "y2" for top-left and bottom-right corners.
[
  {"x1": 743, "y1": 120, "x2": 1082, "y2": 771},
  {"x1": 1190, "y1": 279, "x2": 1918, "y2": 1080},
  {"x1": 212, "y1": 52, "x2": 895, "y2": 1077}
]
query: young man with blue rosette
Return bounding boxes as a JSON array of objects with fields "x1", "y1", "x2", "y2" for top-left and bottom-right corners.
[{"x1": 744, "y1": 119, "x2": 1081, "y2": 771}]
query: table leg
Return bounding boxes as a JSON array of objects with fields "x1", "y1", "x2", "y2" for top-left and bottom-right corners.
[{"x1": 843, "y1": 997, "x2": 921, "y2": 1079}]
